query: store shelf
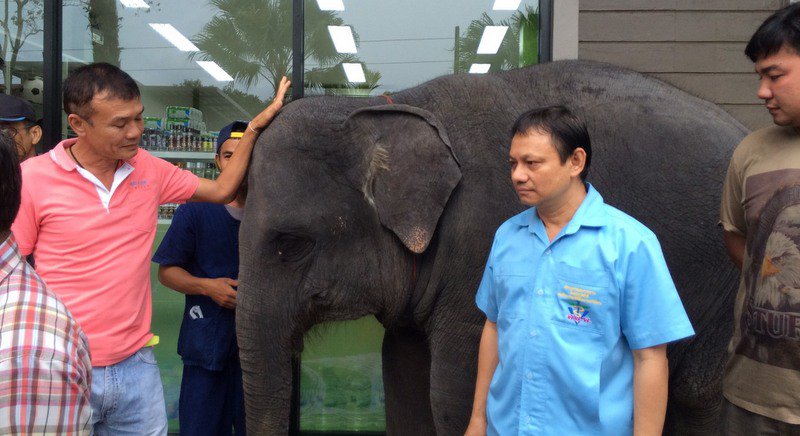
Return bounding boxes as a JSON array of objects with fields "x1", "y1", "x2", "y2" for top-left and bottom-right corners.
[{"x1": 148, "y1": 150, "x2": 215, "y2": 160}]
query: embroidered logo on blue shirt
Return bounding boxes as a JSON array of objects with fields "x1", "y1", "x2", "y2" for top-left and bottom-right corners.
[{"x1": 567, "y1": 302, "x2": 591, "y2": 325}]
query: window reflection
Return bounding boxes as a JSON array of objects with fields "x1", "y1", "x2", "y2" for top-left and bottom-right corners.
[
  {"x1": 1, "y1": 0, "x2": 44, "y2": 117},
  {"x1": 303, "y1": 0, "x2": 540, "y2": 96}
]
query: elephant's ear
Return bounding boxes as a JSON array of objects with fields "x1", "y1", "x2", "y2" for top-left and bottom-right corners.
[{"x1": 347, "y1": 104, "x2": 462, "y2": 254}]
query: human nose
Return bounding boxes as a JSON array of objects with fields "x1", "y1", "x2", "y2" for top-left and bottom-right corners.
[
  {"x1": 510, "y1": 163, "x2": 527, "y2": 183},
  {"x1": 127, "y1": 120, "x2": 144, "y2": 139},
  {"x1": 757, "y1": 78, "x2": 773, "y2": 101}
]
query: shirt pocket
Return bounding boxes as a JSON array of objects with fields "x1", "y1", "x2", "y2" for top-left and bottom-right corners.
[
  {"x1": 493, "y1": 262, "x2": 534, "y2": 320},
  {"x1": 123, "y1": 189, "x2": 157, "y2": 233},
  {"x1": 551, "y1": 263, "x2": 611, "y2": 335}
]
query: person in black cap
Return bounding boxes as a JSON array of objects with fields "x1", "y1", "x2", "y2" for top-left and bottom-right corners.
[
  {"x1": 0, "y1": 94, "x2": 41, "y2": 161},
  {"x1": 152, "y1": 120, "x2": 251, "y2": 435}
]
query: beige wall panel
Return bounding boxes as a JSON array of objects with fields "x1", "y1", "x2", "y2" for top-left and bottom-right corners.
[
  {"x1": 650, "y1": 73, "x2": 760, "y2": 104},
  {"x1": 581, "y1": 11, "x2": 772, "y2": 42},
  {"x1": 581, "y1": 0, "x2": 785, "y2": 11},
  {"x1": 719, "y1": 104, "x2": 774, "y2": 130},
  {"x1": 579, "y1": 42, "x2": 754, "y2": 73}
]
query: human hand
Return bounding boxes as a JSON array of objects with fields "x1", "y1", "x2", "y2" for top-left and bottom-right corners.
[
  {"x1": 249, "y1": 76, "x2": 291, "y2": 132},
  {"x1": 204, "y1": 277, "x2": 239, "y2": 310},
  {"x1": 464, "y1": 417, "x2": 487, "y2": 436}
]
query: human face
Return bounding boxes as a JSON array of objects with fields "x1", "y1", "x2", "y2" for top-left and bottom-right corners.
[
  {"x1": 0, "y1": 121, "x2": 40, "y2": 161},
  {"x1": 755, "y1": 45, "x2": 800, "y2": 127},
  {"x1": 509, "y1": 130, "x2": 584, "y2": 208},
  {"x1": 69, "y1": 92, "x2": 144, "y2": 161},
  {"x1": 215, "y1": 138, "x2": 240, "y2": 172}
]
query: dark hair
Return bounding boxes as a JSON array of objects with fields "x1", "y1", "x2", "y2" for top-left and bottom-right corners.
[
  {"x1": 0, "y1": 132, "x2": 21, "y2": 232},
  {"x1": 511, "y1": 105, "x2": 592, "y2": 180},
  {"x1": 63, "y1": 62, "x2": 140, "y2": 120},
  {"x1": 745, "y1": 3, "x2": 800, "y2": 62}
]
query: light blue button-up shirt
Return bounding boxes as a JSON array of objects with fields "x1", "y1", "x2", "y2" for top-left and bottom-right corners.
[{"x1": 476, "y1": 184, "x2": 694, "y2": 435}]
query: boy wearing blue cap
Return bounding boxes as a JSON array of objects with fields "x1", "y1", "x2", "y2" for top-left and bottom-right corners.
[
  {"x1": 152, "y1": 120, "x2": 250, "y2": 435},
  {"x1": 0, "y1": 93, "x2": 41, "y2": 161}
]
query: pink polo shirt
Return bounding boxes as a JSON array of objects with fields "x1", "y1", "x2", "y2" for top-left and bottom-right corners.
[{"x1": 12, "y1": 138, "x2": 199, "y2": 366}]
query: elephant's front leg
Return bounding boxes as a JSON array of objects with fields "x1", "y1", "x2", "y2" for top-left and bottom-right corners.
[
  {"x1": 428, "y1": 319, "x2": 482, "y2": 435},
  {"x1": 382, "y1": 327, "x2": 436, "y2": 435}
]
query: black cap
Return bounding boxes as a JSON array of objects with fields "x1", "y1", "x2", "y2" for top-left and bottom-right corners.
[
  {"x1": 0, "y1": 94, "x2": 36, "y2": 123},
  {"x1": 216, "y1": 120, "x2": 249, "y2": 154}
]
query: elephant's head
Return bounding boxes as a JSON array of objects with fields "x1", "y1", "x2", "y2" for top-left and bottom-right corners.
[{"x1": 236, "y1": 98, "x2": 462, "y2": 434}]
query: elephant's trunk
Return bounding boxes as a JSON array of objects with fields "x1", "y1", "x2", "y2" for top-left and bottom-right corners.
[{"x1": 237, "y1": 285, "x2": 296, "y2": 435}]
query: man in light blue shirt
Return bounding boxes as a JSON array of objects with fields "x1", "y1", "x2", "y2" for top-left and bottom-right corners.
[{"x1": 465, "y1": 106, "x2": 694, "y2": 436}]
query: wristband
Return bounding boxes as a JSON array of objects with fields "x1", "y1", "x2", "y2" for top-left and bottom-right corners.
[{"x1": 248, "y1": 123, "x2": 259, "y2": 133}]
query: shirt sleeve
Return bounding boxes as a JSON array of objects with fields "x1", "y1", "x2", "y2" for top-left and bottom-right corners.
[
  {"x1": 152, "y1": 204, "x2": 196, "y2": 268},
  {"x1": 720, "y1": 147, "x2": 746, "y2": 235},
  {"x1": 620, "y1": 233, "x2": 695, "y2": 350},
  {"x1": 153, "y1": 155, "x2": 200, "y2": 205},
  {"x1": 10, "y1": 172, "x2": 39, "y2": 256},
  {"x1": 475, "y1": 236, "x2": 499, "y2": 322}
]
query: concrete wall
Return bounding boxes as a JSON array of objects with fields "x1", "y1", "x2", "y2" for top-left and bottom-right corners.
[{"x1": 578, "y1": 0, "x2": 789, "y2": 130}]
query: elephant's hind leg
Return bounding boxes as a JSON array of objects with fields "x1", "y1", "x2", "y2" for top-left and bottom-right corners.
[{"x1": 382, "y1": 327, "x2": 436, "y2": 436}]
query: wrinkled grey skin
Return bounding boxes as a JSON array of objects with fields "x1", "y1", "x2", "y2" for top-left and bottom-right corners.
[{"x1": 237, "y1": 59, "x2": 747, "y2": 435}]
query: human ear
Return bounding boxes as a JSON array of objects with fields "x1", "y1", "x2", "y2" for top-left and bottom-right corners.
[
  {"x1": 67, "y1": 114, "x2": 88, "y2": 136},
  {"x1": 29, "y1": 124, "x2": 42, "y2": 145},
  {"x1": 570, "y1": 148, "x2": 587, "y2": 177}
]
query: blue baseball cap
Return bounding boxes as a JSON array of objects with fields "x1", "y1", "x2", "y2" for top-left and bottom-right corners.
[
  {"x1": 216, "y1": 120, "x2": 249, "y2": 154},
  {"x1": 0, "y1": 93, "x2": 36, "y2": 123}
]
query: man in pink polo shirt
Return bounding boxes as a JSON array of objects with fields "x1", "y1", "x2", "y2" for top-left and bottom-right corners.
[{"x1": 11, "y1": 62, "x2": 290, "y2": 435}]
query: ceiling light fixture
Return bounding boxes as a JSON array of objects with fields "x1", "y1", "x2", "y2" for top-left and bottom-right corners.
[
  {"x1": 469, "y1": 63, "x2": 491, "y2": 74},
  {"x1": 476, "y1": 26, "x2": 508, "y2": 54},
  {"x1": 492, "y1": 0, "x2": 521, "y2": 10},
  {"x1": 148, "y1": 23, "x2": 199, "y2": 52},
  {"x1": 328, "y1": 26, "x2": 357, "y2": 54},
  {"x1": 317, "y1": 0, "x2": 344, "y2": 11},
  {"x1": 120, "y1": 0, "x2": 150, "y2": 8},
  {"x1": 196, "y1": 61, "x2": 234, "y2": 82},
  {"x1": 343, "y1": 63, "x2": 366, "y2": 83}
]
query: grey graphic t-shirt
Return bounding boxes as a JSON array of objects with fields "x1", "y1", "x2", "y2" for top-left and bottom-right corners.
[{"x1": 720, "y1": 125, "x2": 800, "y2": 424}]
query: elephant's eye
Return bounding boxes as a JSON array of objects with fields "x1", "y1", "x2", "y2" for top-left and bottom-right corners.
[{"x1": 274, "y1": 234, "x2": 314, "y2": 262}]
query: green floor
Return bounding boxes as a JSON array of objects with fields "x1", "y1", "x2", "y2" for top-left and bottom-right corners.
[{"x1": 150, "y1": 224, "x2": 386, "y2": 433}]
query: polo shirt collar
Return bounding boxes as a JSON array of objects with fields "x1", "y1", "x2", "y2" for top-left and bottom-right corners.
[
  {"x1": 511, "y1": 183, "x2": 609, "y2": 237},
  {"x1": 49, "y1": 138, "x2": 137, "y2": 211},
  {"x1": 50, "y1": 138, "x2": 80, "y2": 171},
  {"x1": 0, "y1": 234, "x2": 22, "y2": 280},
  {"x1": 49, "y1": 138, "x2": 140, "y2": 171}
]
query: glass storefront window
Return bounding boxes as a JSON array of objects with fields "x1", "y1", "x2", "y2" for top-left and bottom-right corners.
[
  {"x1": 303, "y1": 0, "x2": 541, "y2": 96},
  {"x1": 1, "y1": 0, "x2": 45, "y2": 142},
  {"x1": 62, "y1": 1, "x2": 289, "y2": 138}
]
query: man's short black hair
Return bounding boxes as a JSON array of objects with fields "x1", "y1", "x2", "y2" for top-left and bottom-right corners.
[
  {"x1": 745, "y1": 3, "x2": 800, "y2": 62},
  {"x1": 63, "y1": 62, "x2": 140, "y2": 120},
  {"x1": 0, "y1": 132, "x2": 21, "y2": 232},
  {"x1": 511, "y1": 105, "x2": 592, "y2": 181}
]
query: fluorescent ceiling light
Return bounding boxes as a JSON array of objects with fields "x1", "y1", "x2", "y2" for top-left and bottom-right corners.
[
  {"x1": 342, "y1": 63, "x2": 366, "y2": 83},
  {"x1": 317, "y1": 0, "x2": 344, "y2": 11},
  {"x1": 120, "y1": 0, "x2": 150, "y2": 8},
  {"x1": 476, "y1": 26, "x2": 508, "y2": 54},
  {"x1": 196, "y1": 61, "x2": 234, "y2": 82},
  {"x1": 492, "y1": 0, "x2": 521, "y2": 10},
  {"x1": 328, "y1": 26, "x2": 357, "y2": 53},
  {"x1": 469, "y1": 63, "x2": 491, "y2": 74},
  {"x1": 149, "y1": 23, "x2": 199, "y2": 52}
]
